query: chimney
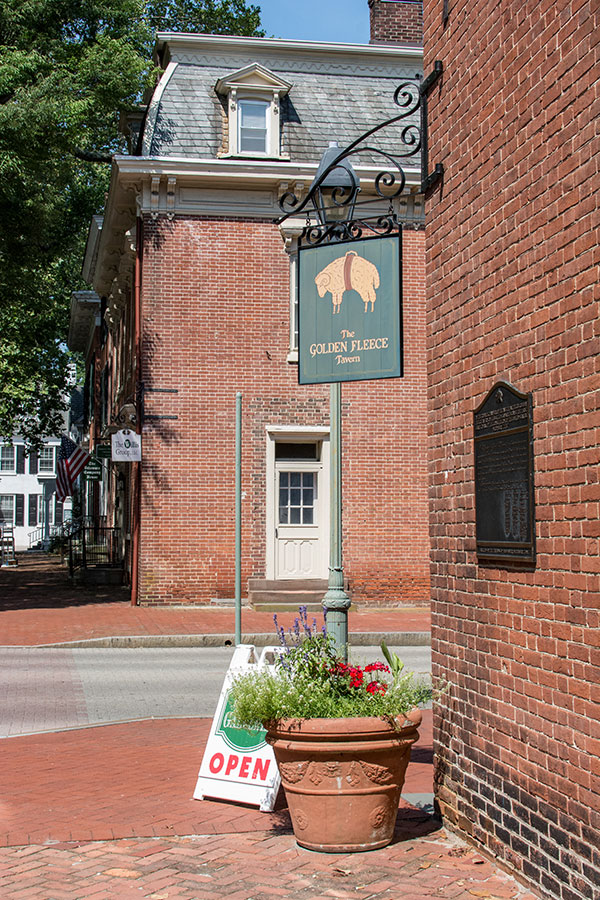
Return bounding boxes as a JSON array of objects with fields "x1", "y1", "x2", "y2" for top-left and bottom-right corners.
[{"x1": 368, "y1": 0, "x2": 423, "y2": 46}]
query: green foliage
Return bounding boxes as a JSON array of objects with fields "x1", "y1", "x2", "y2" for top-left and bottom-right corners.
[
  {"x1": 145, "y1": 0, "x2": 263, "y2": 34},
  {"x1": 229, "y1": 609, "x2": 432, "y2": 728},
  {"x1": 0, "y1": 0, "x2": 263, "y2": 448},
  {"x1": 380, "y1": 639, "x2": 405, "y2": 678}
]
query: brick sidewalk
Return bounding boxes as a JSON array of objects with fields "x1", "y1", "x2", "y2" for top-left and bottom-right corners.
[
  {"x1": 0, "y1": 715, "x2": 433, "y2": 847},
  {"x1": 0, "y1": 714, "x2": 539, "y2": 900},
  {"x1": 0, "y1": 830, "x2": 540, "y2": 900},
  {"x1": 0, "y1": 554, "x2": 430, "y2": 646},
  {"x1": 0, "y1": 554, "x2": 540, "y2": 899}
]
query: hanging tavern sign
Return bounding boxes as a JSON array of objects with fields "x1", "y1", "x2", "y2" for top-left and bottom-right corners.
[
  {"x1": 474, "y1": 382, "x2": 535, "y2": 563},
  {"x1": 298, "y1": 234, "x2": 402, "y2": 384}
]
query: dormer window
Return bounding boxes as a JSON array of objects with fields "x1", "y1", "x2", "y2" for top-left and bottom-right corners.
[
  {"x1": 239, "y1": 99, "x2": 268, "y2": 153},
  {"x1": 215, "y1": 64, "x2": 291, "y2": 159}
]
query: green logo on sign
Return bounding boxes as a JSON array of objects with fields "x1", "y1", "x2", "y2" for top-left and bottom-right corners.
[{"x1": 216, "y1": 694, "x2": 266, "y2": 752}]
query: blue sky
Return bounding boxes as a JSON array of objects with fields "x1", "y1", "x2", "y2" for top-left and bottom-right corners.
[{"x1": 257, "y1": 0, "x2": 370, "y2": 44}]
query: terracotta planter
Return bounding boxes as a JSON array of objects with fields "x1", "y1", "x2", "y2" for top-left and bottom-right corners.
[{"x1": 266, "y1": 709, "x2": 422, "y2": 852}]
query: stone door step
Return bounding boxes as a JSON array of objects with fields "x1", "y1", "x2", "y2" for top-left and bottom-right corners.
[{"x1": 247, "y1": 578, "x2": 350, "y2": 612}]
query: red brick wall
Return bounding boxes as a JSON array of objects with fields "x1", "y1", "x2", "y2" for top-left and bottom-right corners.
[
  {"x1": 369, "y1": 0, "x2": 423, "y2": 46},
  {"x1": 137, "y1": 216, "x2": 430, "y2": 607},
  {"x1": 424, "y1": 0, "x2": 600, "y2": 896}
]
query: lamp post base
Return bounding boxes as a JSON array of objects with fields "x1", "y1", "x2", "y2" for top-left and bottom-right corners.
[{"x1": 323, "y1": 572, "x2": 351, "y2": 660}]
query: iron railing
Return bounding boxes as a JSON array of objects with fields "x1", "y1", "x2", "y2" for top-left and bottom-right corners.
[
  {"x1": 68, "y1": 522, "x2": 122, "y2": 576},
  {"x1": 28, "y1": 523, "x2": 69, "y2": 550}
]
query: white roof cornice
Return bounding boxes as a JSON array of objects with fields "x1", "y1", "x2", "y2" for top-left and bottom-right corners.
[
  {"x1": 156, "y1": 32, "x2": 423, "y2": 64},
  {"x1": 114, "y1": 154, "x2": 421, "y2": 190}
]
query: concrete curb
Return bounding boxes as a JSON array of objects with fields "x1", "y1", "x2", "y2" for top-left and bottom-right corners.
[{"x1": 19, "y1": 631, "x2": 431, "y2": 649}]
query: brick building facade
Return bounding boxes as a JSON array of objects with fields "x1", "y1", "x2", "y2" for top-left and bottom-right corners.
[
  {"x1": 424, "y1": 0, "x2": 599, "y2": 896},
  {"x1": 69, "y1": 15, "x2": 432, "y2": 608}
]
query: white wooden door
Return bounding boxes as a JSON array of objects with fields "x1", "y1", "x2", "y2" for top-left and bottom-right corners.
[
  {"x1": 275, "y1": 466, "x2": 322, "y2": 578},
  {"x1": 266, "y1": 433, "x2": 329, "y2": 581}
]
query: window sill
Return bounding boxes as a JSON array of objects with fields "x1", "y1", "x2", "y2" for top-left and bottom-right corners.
[{"x1": 217, "y1": 152, "x2": 290, "y2": 162}]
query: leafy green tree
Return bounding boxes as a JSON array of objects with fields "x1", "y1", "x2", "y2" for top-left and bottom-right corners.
[{"x1": 0, "y1": 0, "x2": 263, "y2": 449}]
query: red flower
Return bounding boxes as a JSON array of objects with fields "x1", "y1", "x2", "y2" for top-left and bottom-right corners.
[
  {"x1": 348, "y1": 666, "x2": 364, "y2": 688},
  {"x1": 364, "y1": 662, "x2": 390, "y2": 674},
  {"x1": 366, "y1": 681, "x2": 387, "y2": 695}
]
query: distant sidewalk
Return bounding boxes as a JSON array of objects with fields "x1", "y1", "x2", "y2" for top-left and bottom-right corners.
[{"x1": 0, "y1": 554, "x2": 430, "y2": 647}]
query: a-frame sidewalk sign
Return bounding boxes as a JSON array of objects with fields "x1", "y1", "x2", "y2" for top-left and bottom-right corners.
[{"x1": 193, "y1": 644, "x2": 281, "y2": 811}]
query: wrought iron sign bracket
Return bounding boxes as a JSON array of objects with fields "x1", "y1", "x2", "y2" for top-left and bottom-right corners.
[
  {"x1": 138, "y1": 383, "x2": 179, "y2": 424},
  {"x1": 276, "y1": 61, "x2": 445, "y2": 247},
  {"x1": 419, "y1": 61, "x2": 444, "y2": 194}
]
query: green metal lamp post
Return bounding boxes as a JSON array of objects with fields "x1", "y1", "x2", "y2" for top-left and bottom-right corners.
[
  {"x1": 310, "y1": 142, "x2": 360, "y2": 661},
  {"x1": 322, "y1": 379, "x2": 351, "y2": 659}
]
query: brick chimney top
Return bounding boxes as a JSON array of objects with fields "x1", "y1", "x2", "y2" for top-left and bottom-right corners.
[{"x1": 368, "y1": 0, "x2": 423, "y2": 47}]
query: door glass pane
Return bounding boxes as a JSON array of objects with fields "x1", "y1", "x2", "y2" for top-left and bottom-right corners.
[
  {"x1": 275, "y1": 442, "x2": 318, "y2": 460},
  {"x1": 278, "y1": 471, "x2": 317, "y2": 526}
]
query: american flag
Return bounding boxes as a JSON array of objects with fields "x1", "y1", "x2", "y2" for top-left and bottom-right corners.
[{"x1": 56, "y1": 436, "x2": 91, "y2": 502}]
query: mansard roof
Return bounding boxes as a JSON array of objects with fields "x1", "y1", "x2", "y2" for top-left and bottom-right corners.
[{"x1": 141, "y1": 33, "x2": 423, "y2": 165}]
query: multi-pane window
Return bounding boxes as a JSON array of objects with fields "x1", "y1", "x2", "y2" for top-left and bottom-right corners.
[
  {"x1": 38, "y1": 447, "x2": 55, "y2": 474},
  {"x1": 0, "y1": 446, "x2": 15, "y2": 472},
  {"x1": 238, "y1": 100, "x2": 268, "y2": 154},
  {"x1": 0, "y1": 495, "x2": 14, "y2": 523},
  {"x1": 279, "y1": 471, "x2": 315, "y2": 525}
]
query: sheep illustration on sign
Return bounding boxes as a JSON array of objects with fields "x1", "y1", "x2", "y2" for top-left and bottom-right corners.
[{"x1": 315, "y1": 251, "x2": 380, "y2": 314}]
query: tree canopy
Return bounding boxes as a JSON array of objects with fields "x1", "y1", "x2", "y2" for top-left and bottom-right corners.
[{"x1": 0, "y1": 0, "x2": 263, "y2": 448}]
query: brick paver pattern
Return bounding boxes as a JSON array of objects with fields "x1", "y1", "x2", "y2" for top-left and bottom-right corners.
[
  {"x1": 0, "y1": 555, "x2": 540, "y2": 899},
  {"x1": 0, "y1": 832, "x2": 540, "y2": 900}
]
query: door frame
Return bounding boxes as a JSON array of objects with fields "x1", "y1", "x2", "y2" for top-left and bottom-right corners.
[{"x1": 265, "y1": 426, "x2": 330, "y2": 580}]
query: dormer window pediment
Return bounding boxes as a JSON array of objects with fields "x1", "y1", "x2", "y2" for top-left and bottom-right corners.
[{"x1": 215, "y1": 63, "x2": 292, "y2": 159}]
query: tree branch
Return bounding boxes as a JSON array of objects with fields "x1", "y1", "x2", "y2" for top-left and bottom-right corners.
[{"x1": 73, "y1": 148, "x2": 113, "y2": 164}]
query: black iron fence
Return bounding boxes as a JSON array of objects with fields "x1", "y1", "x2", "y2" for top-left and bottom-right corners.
[{"x1": 68, "y1": 522, "x2": 122, "y2": 576}]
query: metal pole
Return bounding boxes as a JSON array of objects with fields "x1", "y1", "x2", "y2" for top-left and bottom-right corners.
[
  {"x1": 322, "y1": 381, "x2": 351, "y2": 660},
  {"x1": 235, "y1": 392, "x2": 242, "y2": 646}
]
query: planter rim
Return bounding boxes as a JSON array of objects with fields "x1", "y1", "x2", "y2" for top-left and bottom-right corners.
[{"x1": 265, "y1": 708, "x2": 422, "y2": 736}]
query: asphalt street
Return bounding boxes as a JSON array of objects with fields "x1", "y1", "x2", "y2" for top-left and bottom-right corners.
[{"x1": 0, "y1": 644, "x2": 431, "y2": 737}]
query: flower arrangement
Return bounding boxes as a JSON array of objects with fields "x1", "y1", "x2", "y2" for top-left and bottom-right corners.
[{"x1": 229, "y1": 606, "x2": 432, "y2": 728}]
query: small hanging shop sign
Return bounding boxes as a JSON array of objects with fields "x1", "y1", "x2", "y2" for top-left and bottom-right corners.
[
  {"x1": 111, "y1": 429, "x2": 142, "y2": 462},
  {"x1": 298, "y1": 234, "x2": 402, "y2": 384},
  {"x1": 83, "y1": 458, "x2": 103, "y2": 481}
]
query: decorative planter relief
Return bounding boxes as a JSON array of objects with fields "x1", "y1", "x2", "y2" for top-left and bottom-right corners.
[{"x1": 267, "y1": 710, "x2": 421, "y2": 853}]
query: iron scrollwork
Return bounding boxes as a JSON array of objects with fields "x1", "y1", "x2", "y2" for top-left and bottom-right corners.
[{"x1": 277, "y1": 62, "x2": 443, "y2": 247}]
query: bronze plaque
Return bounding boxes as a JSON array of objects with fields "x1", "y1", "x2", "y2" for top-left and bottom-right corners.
[{"x1": 474, "y1": 382, "x2": 535, "y2": 562}]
